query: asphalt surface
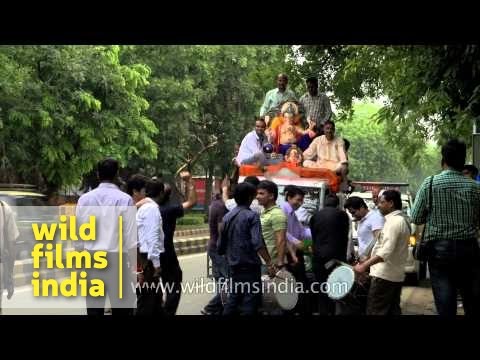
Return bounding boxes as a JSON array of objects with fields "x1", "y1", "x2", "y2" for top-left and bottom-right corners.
[{"x1": 2, "y1": 252, "x2": 463, "y2": 316}]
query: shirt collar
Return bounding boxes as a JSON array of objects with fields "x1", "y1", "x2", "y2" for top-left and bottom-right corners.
[
  {"x1": 359, "y1": 210, "x2": 373, "y2": 223},
  {"x1": 281, "y1": 202, "x2": 295, "y2": 215},
  {"x1": 385, "y1": 210, "x2": 402, "y2": 219},
  {"x1": 441, "y1": 169, "x2": 462, "y2": 175},
  {"x1": 98, "y1": 182, "x2": 120, "y2": 190},
  {"x1": 264, "y1": 204, "x2": 280, "y2": 214}
]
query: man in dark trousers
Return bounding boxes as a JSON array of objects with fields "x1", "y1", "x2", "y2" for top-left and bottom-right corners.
[
  {"x1": 411, "y1": 139, "x2": 480, "y2": 317},
  {"x1": 201, "y1": 192, "x2": 229, "y2": 315},
  {"x1": 155, "y1": 171, "x2": 197, "y2": 315},
  {"x1": 310, "y1": 194, "x2": 350, "y2": 315},
  {"x1": 218, "y1": 182, "x2": 276, "y2": 315}
]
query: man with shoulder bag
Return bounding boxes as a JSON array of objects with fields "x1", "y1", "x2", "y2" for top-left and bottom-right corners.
[{"x1": 411, "y1": 139, "x2": 480, "y2": 317}]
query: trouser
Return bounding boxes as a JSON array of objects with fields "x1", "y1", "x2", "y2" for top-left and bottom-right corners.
[
  {"x1": 427, "y1": 238, "x2": 480, "y2": 317},
  {"x1": 135, "y1": 253, "x2": 163, "y2": 316},
  {"x1": 336, "y1": 276, "x2": 370, "y2": 316},
  {"x1": 161, "y1": 260, "x2": 183, "y2": 316},
  {"x1": 286, "y1": 250, "x2": 309, "y2": 314},
  {"x1": 366, "y1": 277, "x2": 402, "y2": 316},
  {"x1": 204, "y1": 247, "x2": 229, "y2": 314},
  {"x1": 223, "y1": 264, "x2": 261, "y2": 316},
  {"x1": 85, "y1": 252, "x2": 136, "y2": 316},
  {"x1": 312, "y1": 261, "x2": 335, "y2": 315}
]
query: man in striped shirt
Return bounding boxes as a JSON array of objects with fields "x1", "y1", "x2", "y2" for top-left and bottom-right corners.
[{"x1": 411, "y1": 139, "x2": 480, "y2": 317}]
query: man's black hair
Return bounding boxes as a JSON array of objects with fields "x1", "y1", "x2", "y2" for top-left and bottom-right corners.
[
  {"x1": 97, "y1": 158, "x2": 119, "y2": 182},
  {"x1": 126, "y1": 174, "x2": 149, "y2": 196},
  {"x1": 344, "y1": 196, "x2": 367, "y2": 210},
  {"x1": 257, "y1": 180, "x2": 278, "y2": 201},
  {"x1": 306, "y1": 77, "x2": 318, "y2": 84},
  {"x1": 244, "y1": 176, "x2": 260, "y2": 188},
  {"x1": 284, "y1": 185, "x2": 305, "y2": 200},
  {"x1": 234, "y1": 182, "x2": 257, "y2": 206},
  {"x1": 146, "y1": 179, "x2": 165, "y2": 199},
  {"x1": 381, "y1": 190, "x2": 402, "y2": 210},
  {"x1": 325, "y1": 194, "x2": 339, "y2": 208},
  {"x1": 441, "y1": 139, "x2": 466, "y2": 171}
]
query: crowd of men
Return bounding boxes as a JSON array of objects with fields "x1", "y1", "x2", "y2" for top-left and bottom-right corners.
[
  {"x1": 0, "y1": 74, "x2": 478, "y2": 318},
  {"x1": 203, "y1": 137, "x2": 480, "y2": 316}
]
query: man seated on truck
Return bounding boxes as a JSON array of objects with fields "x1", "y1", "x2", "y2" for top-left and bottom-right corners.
[
  {"x1": 235, "y1": 118, "x2": 281, "y2": 167},
  {"x1": 302, "y1": 120, "x2": 348, "y2": 189}
]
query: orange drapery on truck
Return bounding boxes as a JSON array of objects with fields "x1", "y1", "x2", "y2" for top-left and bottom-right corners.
[{"x1": 239, "y1": 163, "x2": 340, "y2": 193}]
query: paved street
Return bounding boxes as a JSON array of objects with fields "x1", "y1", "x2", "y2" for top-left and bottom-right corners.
[{"x1": 2, "y1": 251, "x2": 464, "y2": 316}]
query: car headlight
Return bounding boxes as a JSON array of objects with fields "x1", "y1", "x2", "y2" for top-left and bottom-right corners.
[{"x1": 409, "y1": 236, "x2": 416, "y2": 246}]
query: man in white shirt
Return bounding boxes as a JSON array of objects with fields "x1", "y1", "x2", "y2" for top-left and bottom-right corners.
[
  {"x1": 343, "y1": 196, "x2": 385, "y2": 315},
  {"x1": 345, "y1": 196, "x2": 385, "y2": 261},
  {"x1": 76, "y1": 158, "x2": 138, "y2": 315},
  {"x1": 127, "y1": 174, "x2": 164, "y2": 316},
  {"x1": 354, "y1": 190, "x2": 410, "y2": 315},
  {"x1": 235, "y1": 118, "x2": 269, "y2": 166}
]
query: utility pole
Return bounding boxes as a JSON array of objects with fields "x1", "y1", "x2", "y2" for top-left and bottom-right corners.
[{"x1": 473, "y1": 117, "x2": 480, "y2": 170}]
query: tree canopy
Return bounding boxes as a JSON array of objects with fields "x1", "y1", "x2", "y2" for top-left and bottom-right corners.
[{"x1": 289, "y1": 45, "x2": 480, "y2": 164}]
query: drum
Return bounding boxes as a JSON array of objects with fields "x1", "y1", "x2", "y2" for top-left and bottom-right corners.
[
  {"x1": 220, "y1": 269, "x2": 298, "y2": 314},
  {"x1": 261, "y1": 269, "x2": 298, "y2": 314},
  {"x1": 325, "y1": 264, "x2": 357, "y2": 300}
]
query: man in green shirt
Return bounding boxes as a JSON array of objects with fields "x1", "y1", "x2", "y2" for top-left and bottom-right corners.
[
  {"x1": 260, "y1": 74, "x2": 297, "y2": 123},
  {"x1": 411, "y1": 139, "x2": 480, "y2": 317},
  {"x1": 256, "y1": 180, "x2": 287, "y2": 268}
]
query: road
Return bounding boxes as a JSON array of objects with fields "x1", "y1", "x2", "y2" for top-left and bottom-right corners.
[{"x1": 1, "y1": 252, "x2": 457, "y2": 316}]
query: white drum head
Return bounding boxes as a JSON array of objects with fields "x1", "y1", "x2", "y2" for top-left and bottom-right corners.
[
  {"x1": 271, "y1": 269, "x2": 298, "y2": 310},
  {"x1": 326, "y1": 265, "x2": 355, "y2": 300}
]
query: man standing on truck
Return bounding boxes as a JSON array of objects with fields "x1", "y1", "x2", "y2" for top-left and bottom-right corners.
[
  {"x1": 260, "y1": 74, "x2": 297, "y2": 124},
  {"x1": 299, "y1": 76, "x2": 332, "y2": 130}
]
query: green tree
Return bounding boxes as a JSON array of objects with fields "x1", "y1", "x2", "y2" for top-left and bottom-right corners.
[
  {"x1": 0, "y1": 45, "x2": 158, "y2": 194},
  {"x1": 338, "y1": 102, "x2": 441, "y2": 194},
  {"x1": 290, "y1": 45, "x2": 480, "y2": 164}
]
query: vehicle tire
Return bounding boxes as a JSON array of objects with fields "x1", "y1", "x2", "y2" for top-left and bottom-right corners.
[{"x1": 417, "y1": 261, "x2": 427, "y2": 281}]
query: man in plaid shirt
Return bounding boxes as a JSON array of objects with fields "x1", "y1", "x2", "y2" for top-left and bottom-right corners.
[
  {"x1": 411, "y1": 139, "x2": 480, "y2": 317},
  {"x1": 299, "y1": 77, "x2": 332, "y2": 130}
]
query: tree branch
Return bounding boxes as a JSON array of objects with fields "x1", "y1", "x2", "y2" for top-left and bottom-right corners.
[{"x1": 175, "y1": 140, "x2": 218, "y2": 177}]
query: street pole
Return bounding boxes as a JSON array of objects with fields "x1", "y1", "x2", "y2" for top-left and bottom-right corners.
[{"x1": 473, "y1": 117, "x2": 480, "y2": 170}]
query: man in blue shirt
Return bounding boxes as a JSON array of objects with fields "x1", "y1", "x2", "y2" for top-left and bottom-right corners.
[{"x1": 218, "y1": 182, "x2": 276, "y2": 315}]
